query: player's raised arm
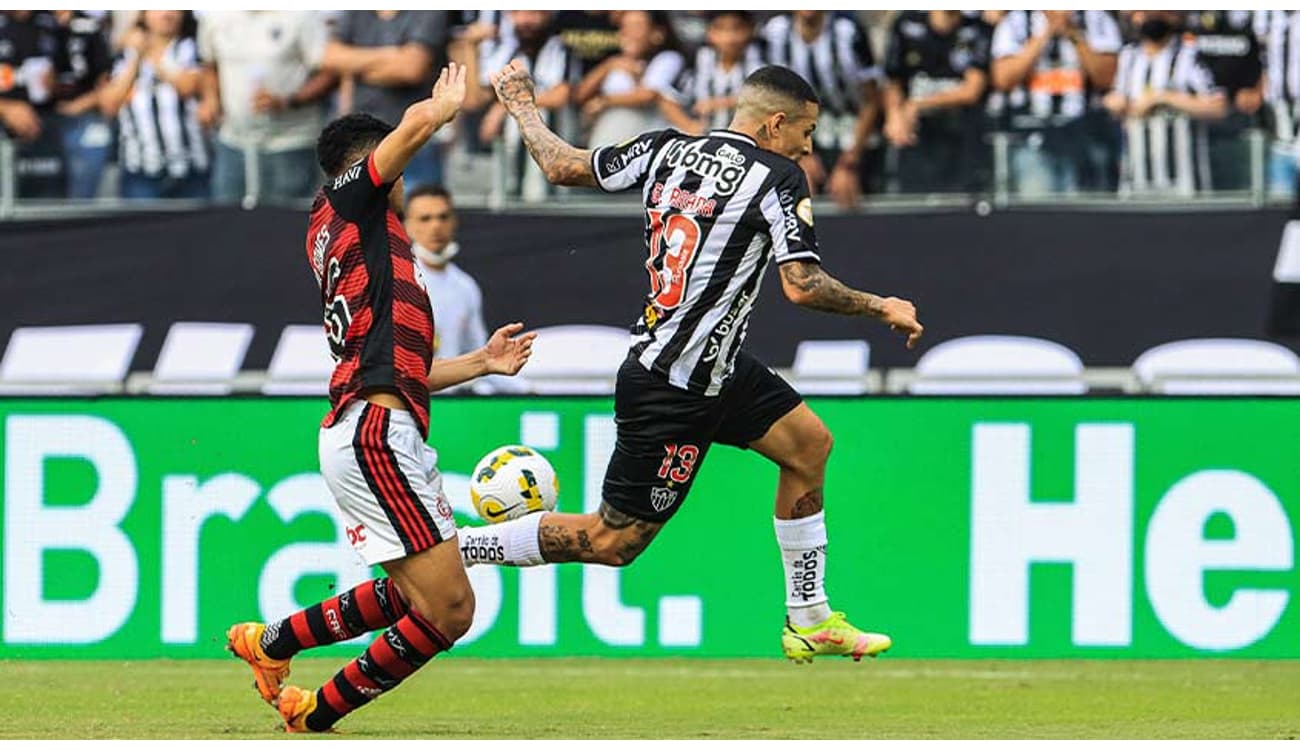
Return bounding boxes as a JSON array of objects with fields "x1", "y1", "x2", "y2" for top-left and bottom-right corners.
[
  {"x1": 371, "y1": 62, "x2": 467, "y2": 183},
  {"x1": 779, "y1": 261, "x2": 924, "y2": 350},
  {"x1": 491, "y1": 59, "x2": 597, "y2": 187}
]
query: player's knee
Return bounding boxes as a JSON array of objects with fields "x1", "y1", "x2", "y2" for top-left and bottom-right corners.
[
  {"x1": 792, "y1": 422, "x2": 833, "y2": 477},
  {"x1": 407, "y1": 576, "x2": 476, "y2": 641}
]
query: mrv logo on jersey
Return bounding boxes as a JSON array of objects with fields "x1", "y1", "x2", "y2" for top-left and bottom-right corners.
[{"x1": 663, "y1": 141, "x2": 748, "y2": 195}]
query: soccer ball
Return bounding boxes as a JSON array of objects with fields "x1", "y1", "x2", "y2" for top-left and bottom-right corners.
[{"x1": 469, "y1": 445, "x2": 559, "y2": 524}]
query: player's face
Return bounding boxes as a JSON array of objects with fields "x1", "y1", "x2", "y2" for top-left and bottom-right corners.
[
  {"x1": 405, "y1": 195, "x2": 457, "y2": 251},
  {"x1": 770, "y1": 103, "x2": 819, "y2": 161}
]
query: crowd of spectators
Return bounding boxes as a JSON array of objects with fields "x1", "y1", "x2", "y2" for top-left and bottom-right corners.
[{"x1": 0, "y1": 10, "x2": 1290, "y2": 205}]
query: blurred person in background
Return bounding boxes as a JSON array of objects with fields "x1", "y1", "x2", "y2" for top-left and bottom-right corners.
[
  {"x1": 465, "y1": 10, "x2": 571, "y2": 201},
  {"x1": 991, "y1": 10, "x2": 1121, "y2": 197},
  {"x1": 198, "y1": 11, "x2": 337, "y2": 205},
  {"x1": 323, "y1": 11, "x2": 448, "y2": 190},
  {"x1": 554, "y1": 10, "x2": 620, "y2": 85},
  {"x1": 1103, "y1": 10, "x2": 1227, "y2": 197},
  {"x1": 574, "y1": 10, "x2": 684, "y2": 147},
  {"x1": 0, "y1": 10, "x2": 63, "y2": 198},
  {"x1": 404, "y1": 185, "x2": 504, "y2": 395},
  {"x1": 660, "y1": 11, "x2": 766, "y2": 136},
  {"x1": 883, "y1": 10, "x2": 992, "y2": 194},
  {"x1": 762, "y1": 10, "x2": 882, "y2": 206},
  {"x1": 51, "y1": 10, "x2": 113, "y2": 199},
  {"x1": 1184, "y1": 11, "x2": 1265, "y2": 192},
  {"x1": 100, "y1": 10, "x2": 209, "y2": 200},
  {"x1": 1266, "y1": 11, "x2": 1300, "y2": 197}
]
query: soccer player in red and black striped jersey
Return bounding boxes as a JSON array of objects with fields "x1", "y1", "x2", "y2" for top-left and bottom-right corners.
[{"x1": 225, "y1": 63, "x2": 537, "y2": 734}]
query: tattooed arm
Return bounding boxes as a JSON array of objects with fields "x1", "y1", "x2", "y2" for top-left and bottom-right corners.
[
  {"x1": 779, "y1": 261, "x2": 925, "y2": 349},
  {"x1": 489, "y1": 58, "x2": 597, "y2": 188}
]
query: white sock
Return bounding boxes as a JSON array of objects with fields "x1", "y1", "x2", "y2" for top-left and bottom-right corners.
[
  {"x1": 775, "y1": 512, "x2": 833, "y2": 629},
  {"x1": 457, "y1": 511, "x2": 547, "y2": 568}
]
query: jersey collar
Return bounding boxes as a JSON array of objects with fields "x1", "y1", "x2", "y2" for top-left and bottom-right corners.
[{"x1": 710, "y1": 129, "x2": 758, "y2": 147}]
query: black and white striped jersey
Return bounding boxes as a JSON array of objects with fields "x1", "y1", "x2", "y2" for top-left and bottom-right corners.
[
  {"x1": 991, "y1": 11, "x2": 1122, "y2": 129},
  {"x1": 1113, "y1": 37, "x2": 1219, "y2": 195},
  {"x1": 590, "y1": 128, "x2": 820, "y2": 396},
  {"x1": 113, "y1": 37, "x2": 209, "y2": 179},
  {"x1": 1267, "y1": 11, "x2": 1300, "y2": 145},
  {"x1": 760, "y1": 13, "x2": 878, "y2": 152},
  {"x1": 670, "y1": 43, "x2": 766, "y2": 132}
]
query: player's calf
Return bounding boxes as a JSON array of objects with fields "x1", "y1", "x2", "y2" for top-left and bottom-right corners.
[{"x1": 459, "y1": 504, "x2": 663, "y2": 568}]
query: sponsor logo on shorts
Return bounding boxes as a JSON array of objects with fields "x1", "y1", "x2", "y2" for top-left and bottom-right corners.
[
  {"x1": 435, "y1": 494, "x2": 454, "y2": 521},
  {"x1": 650, "y1": 486, "x2": 679, "y2": 513},
  {"x1": 346, "y1": 524, "x2": 367, "y2": 547}
]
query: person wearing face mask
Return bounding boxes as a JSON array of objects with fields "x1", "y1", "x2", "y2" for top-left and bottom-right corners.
[
  {"x1": 404, "y1": 184, "x2": 487, "y2": 368},
  {"x1": 1103, "y1": 10, "x2": 1228, "y2": 196}
]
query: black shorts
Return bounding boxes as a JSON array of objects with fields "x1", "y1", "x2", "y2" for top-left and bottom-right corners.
[{"x1": 602, "y1": 350, "x2": 804, "y2": 523}]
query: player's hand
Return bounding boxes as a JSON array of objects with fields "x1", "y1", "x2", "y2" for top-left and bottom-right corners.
[
  {"x1": 876, "y1": 297, "x2": 924, "y2": 350},
  {"x1": 429, "y1": 62, "x2": 467, "y2": 129},
  {"x1": 491, "y1": 58, "x2": 538, "y2": 117},
  {"x1": 482, "y1": 322, "x2": 537, "y2": 376}
]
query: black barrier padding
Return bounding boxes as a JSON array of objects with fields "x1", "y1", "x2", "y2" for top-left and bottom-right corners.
[{"x1": 2, "y1": 206, "x2": 1296, "y2": 371}]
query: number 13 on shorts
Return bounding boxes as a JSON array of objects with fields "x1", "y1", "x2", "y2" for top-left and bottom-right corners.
[{"x1": 657, "y1": 443, "x2": 700, "y2": 484}]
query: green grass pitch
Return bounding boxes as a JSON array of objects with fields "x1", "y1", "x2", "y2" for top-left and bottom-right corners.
[{"x1": 1, "y1": 658, "x2": 1296, "y2": 739}]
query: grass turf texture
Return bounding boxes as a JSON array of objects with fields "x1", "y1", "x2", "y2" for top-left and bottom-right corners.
[{"x1": 0, "y1": 658, "x2": 1296, "y2": 739}]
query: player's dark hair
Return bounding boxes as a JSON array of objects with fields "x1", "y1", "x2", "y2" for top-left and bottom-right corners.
[
  {"x1": 743, "y1": 65, "x2": 820, "y2": 107},
  {"x1": 316, "y1": 113, "x2": 395, "y2": 177},
  {"x1": 706, "y1": 10, "x2": 754, "y2": 26},
  {"x1": 405, "y1": 184, "x2": 454, "y2": 208}
]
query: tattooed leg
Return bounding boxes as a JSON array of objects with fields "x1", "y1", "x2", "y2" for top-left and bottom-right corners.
[{"x1": 536, "y1": 504, "x2": 664, "y2": 566}]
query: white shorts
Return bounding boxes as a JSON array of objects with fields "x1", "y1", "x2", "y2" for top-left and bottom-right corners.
[{"x1": 319, "y1": 400, "x2": 458, "y2": 566}]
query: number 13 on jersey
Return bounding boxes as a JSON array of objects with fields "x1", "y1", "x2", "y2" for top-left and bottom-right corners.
[{"x1": 645, "y1": 209, "x2": 702, "y2": 310}]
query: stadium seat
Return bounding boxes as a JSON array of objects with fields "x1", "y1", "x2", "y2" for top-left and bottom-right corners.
[
  {"x1": 0, "y1": 324, "x2": 143, "y2": 394},
  {"x1": 1132, "y1": 338, "x2": 1300, "y2": 394},
  {"x1": 908, "y1": 335, "x2": 1087, "y2": 394},
  {"x1": 262, "y1": 325, "x2": 334, "y2": 396},
  {"x1": 790, "y1": 340, "x2": 871, "y2": 395},
  {"x1": 524, "y1": 325, "x2": 631, "y2": 394},
  {"x1": 145, "y1": 322, "x2": 254, "y2": 395}
]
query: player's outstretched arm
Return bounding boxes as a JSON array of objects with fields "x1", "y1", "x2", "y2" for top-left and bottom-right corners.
[
  {"x1": 490, "y1": 59, "x2": 597, "y2": 187},
  {"x1": 372, "y1": 62, "x2": 467, "y2": 183},
  {"x1": 779, "y1": 261, "x2": 924, "y2": 349},
  {"x1": 426, "y1": 322, "x2": 537, "y2": 392}
]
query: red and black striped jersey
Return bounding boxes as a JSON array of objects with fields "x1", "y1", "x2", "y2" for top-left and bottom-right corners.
[{"x1": 306, "y1": 152, "x2": 435, "y2": 437}]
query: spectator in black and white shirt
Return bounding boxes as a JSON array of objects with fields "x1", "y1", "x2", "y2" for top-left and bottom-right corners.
[
  {"x1": 661, "y1": 11, "x2": 765, "y2": 136},
  {"x1": 1103, "y1": 10, "x2": 1227, "y2": 197},
  {"x1": 991, "y1": 11, "x2": 1122, "y2": 196},
  {"x1": 1184, "y1": 11, "x2": 1265, "y2": 191},
  {"x1": 762, "y1": 11, "x2": 881, "y2": 205},
  {"x1": 470, "y1": 10, "x2": 571, "y2": 201},
  {"x1": 0, "y1": 11, "x2": 63, "y2": 198},
  {"x1": 99, "y1": 10, "x2": 210, "y2": 200},
  {"x1": 575, "y1": 10, "x2": 684, "y2": 148},
  {"x1": 1266, "y1": 11, "x2": 1300, "y2": 196},
  {"x1": 883, "y1": 10, "x2": 992, "y2": 194}
]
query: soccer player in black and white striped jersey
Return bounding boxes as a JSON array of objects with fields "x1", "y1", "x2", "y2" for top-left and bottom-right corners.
[
  {"x1": 457, "y1": 60, "x2": 924, "y2": 663},
  {"x1": 661, "y1": 11, "x2": 766, "y2": 135},
  {"x1": 1103, "y1": 10, "x2": 1227, "y2": 196}
]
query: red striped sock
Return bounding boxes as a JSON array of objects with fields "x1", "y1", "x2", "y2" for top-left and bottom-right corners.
[
  {"x1": 260, "y1": 578, "x2": 408, "y2": 660},
  {"x1": 306, "y1": 608, "x2": 453, "y2": 731}
]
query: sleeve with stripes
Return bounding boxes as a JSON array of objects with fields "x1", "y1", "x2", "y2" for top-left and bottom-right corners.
[
  {"x1": 590, "y1": 129, "x2": 672, "y2": 193},
  {"x1": 764, "y1": 166, "x2": 821, "y2": 265}
]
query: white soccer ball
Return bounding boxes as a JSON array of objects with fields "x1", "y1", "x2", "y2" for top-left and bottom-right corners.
[{"x1": 469, "y1": 445, "x2": 559, "y2": 524}]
